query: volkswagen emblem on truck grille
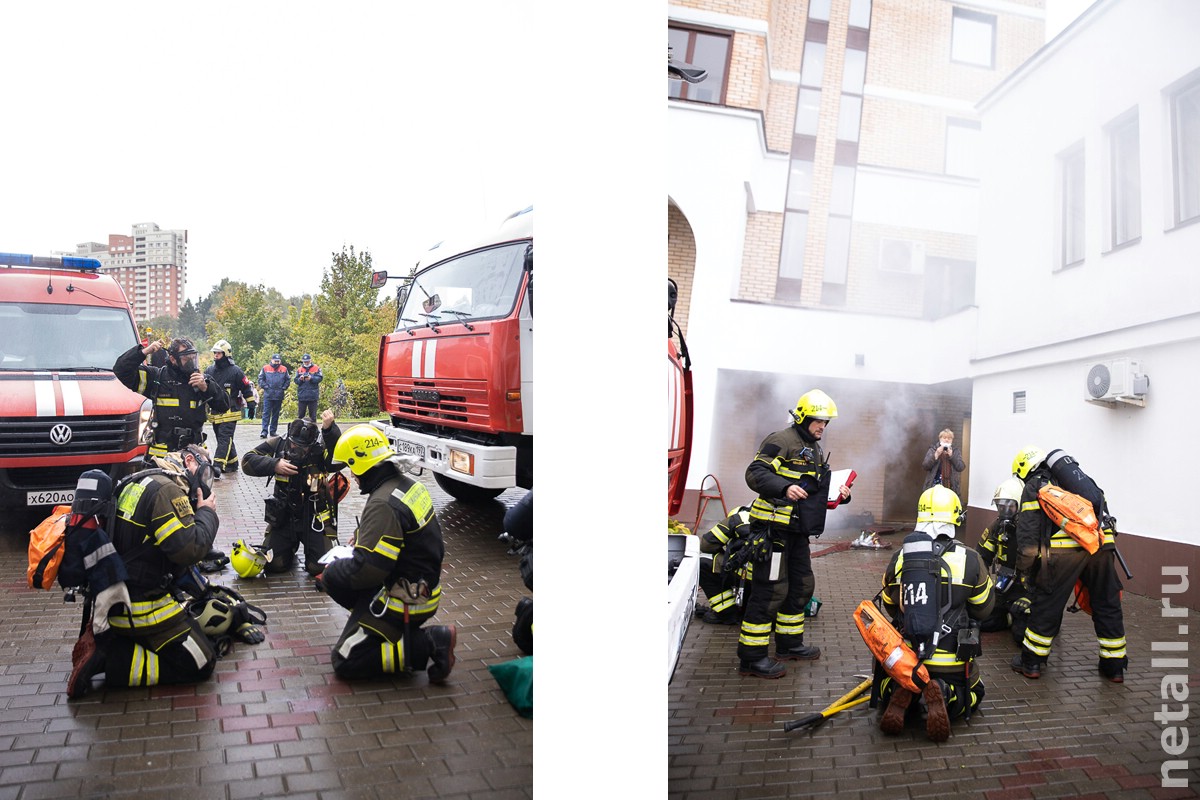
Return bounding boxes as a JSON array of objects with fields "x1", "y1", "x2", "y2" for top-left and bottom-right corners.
[{"x1": 50, "y1": 424, "x2": 73, "y2": 446}]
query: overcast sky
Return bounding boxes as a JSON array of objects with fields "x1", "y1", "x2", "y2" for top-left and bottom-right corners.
[{"x1": 1, "y1": 2, "x2": 535, "y2": 302}]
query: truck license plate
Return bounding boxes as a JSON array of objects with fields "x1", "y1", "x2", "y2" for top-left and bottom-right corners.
[
  {"x1": 396, "y1": 441, "x2": 426, "y2": 461},
  {"x1": 28, "y1": 490, "x2": 74, "y2": 506}
]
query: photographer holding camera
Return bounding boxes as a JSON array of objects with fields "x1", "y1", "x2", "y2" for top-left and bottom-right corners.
[{"x1": 921, "y1": 428, "x2": 966, "y2": 497}]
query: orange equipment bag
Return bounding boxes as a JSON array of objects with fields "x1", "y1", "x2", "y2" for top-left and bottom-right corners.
[
  {"x1": 853, "y1": 599, "x2": 930, "y2": 694},
  {"x1": 1037, "y1": 484, "x2": 1101, "y2": 553},
  {"x1": 27, "y1": 505, "x2": 74, "y2": 590},
  {"x1": 328, "y1": 471, "x2": 350, "y2": 504}
]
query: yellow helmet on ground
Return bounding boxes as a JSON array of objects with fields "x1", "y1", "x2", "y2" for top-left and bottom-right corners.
[
  {"x1": 916, "y1": 485, "x2": 965, "y2": 531},
  {"x1": 1011, "y1": 446, "x2": 1046, "y2": 480},
  {"x1": 230, "y1": 540, "x2": 267, "y2": 578},
  {"x1": 790, "y1": 389, "x2": 838, "y2": 425},
  {"x1": 333, "y1": 425, "x2": 395, "y2": 476}
]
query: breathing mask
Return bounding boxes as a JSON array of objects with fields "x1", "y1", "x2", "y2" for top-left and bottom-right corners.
[
  {"x1": 284, "y1": 418, "x2": 322, "y2": 467},
  {"x1": 183, "y1": 444, "x2": 214, "y2": 499}
]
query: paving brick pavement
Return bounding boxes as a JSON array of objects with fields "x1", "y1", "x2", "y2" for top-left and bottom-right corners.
[
  {"x1": 669, "y1": 526, "x2": 1200, "y2": 799},
  {"x1": 0, "y1": 424, "x2": 532, "y2": 800}
]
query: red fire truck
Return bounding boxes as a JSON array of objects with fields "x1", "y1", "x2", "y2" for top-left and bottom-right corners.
[
  {"x1": 0, "y1": 253, "x2": 153, "y2": 509},
  {"x1": 667, "y1": 277, "x2": 697, "y2": 682},
  {"x1": 370, "y1": 207, "x2": 533, "y2": 504}
]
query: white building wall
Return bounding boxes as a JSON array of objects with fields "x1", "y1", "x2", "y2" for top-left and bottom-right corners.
[{"x1": 971, "y1": 0, "x2": 1200, "y2": 546}]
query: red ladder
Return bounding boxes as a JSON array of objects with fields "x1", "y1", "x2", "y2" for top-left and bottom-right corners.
[{"x1": 692, "y1": 474, "x2": 729, "y2": 534}]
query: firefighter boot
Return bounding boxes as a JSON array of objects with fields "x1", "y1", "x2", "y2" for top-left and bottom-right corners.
[
  {"x1": 879, "y1": 686, "x2": 914, "y2": 735},
  {"x1": 738, "y1": 657, "x2": 787, "y2": 679},
  {"x1": 702, "y1": 608, "x2": 739, "y2": 626},
  {"x1": 1010, "y1": 652, "x2": 1042, "y2": 679},
  {"x1": 775, "y1": 639, "x2": 821, "y2": 660},
  {"x1": 922, "y1": 679, "x2": 951, "y2": 743},
  {"x1": 67, "y1": 629, "x2": 107, "y2": 699},
  {"x1": 426, "y1": 625, "x2": 457, "y2": 684},
  {"x1": 1098, "y1": 659, "x2": 1125, "y2": 684}
]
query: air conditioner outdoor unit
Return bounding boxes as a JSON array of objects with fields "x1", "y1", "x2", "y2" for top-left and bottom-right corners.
[{"x1": 1084, "y1": 358, "x2": 1148, "y2": 406}]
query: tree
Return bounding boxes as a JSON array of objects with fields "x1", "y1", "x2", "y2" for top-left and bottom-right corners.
[{"x1": 313, "y1": 246, "x2": 386, "y2": 363}]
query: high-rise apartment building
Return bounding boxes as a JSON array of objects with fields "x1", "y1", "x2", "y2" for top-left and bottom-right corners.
[
  {"x1": 74, "y1": 222, "x2": 188, "y2": 322},
  {"x1": 668, "y1": 0, "x2": 1042, "y2": 524}
]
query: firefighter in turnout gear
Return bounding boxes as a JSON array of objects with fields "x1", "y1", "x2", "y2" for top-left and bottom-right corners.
[
  {"x1": 737, "y1": 390, "x2": 852, "y2": 678},
  {"x1": 66, "y1": 446, "x2": 221, "y2": 698},
  {"x1": 204, "y1": 339, "x2": 254, "y2": 475},
  {"x1": 876, "y1": 486, "x2": 994, "y2": 742},
  {"x1": 114, "y1": 337, "x2": 230, "y2": 460},
  {"x1": 697, "y1": 506, "x2": 756, "y2": 625},
  {"x1": 318, "y1": 425, "x2": 456, "y2": 682},
  {"x1": 240, "y1": 411, "x2": 343, "y2": 576},
  {"x1": 977, "y1": 476, "x2": 1032, "y2": 643},
  {"x1": 1009, "y1": 446, "x2": 1127, "y2": 682}
]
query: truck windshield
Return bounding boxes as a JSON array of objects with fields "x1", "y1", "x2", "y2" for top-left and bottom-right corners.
[
  {"x1": 396, "y1": 242, "x2": 526, "y2": 332},
  {"x1": 0, "y1": 302, "x2": 137, "y2": 371}
]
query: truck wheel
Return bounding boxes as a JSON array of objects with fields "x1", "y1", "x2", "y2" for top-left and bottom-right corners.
[{"x1": 433, "y1": 473, "x2": 505, "y2": 503}]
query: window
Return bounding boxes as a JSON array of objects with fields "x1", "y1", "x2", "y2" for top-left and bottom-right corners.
[
  {"x1": 808, "y1": 0, "x2": 831, "y2": 21},
  {"x1": 1171, "y1": 78, "x2": 1200, "y2": 225},
  {"x1": 1013, "y1": 391, "x2": 1026, "y2": 413},
  {"x1": 836, "y1": 94, "x2": 862, "y2": 142},
  {"x1": 1108, "y1": 112, "x2": 1141, "y2": 247},
  {"x1": 945, "y1": 119, "x2": 981, "y2": 178},
  {"x1": 848, "y1": 0, "x2": 872, "y2": 30},
  {"x1": 787, "y1": 160, "x2": 813, "y2": 209},
  {"x1": 801, "y1": 41, "x2": 826, "y2": 89},
  {"x1": 794, "y1": 88, "x2": 822, "y2": 136},
  {"x1": 951, "y1": 8, "x2": 995, "y2": 68},
  {"x1": 923, "y1": 256, "x2": 975, "y2": 319},
  {"x1": 668, "y1": 26, "x2": 731, "y2": 104},
  {"x1": 1059, "y1": 145, "x2": 1086, "y2": 268}
]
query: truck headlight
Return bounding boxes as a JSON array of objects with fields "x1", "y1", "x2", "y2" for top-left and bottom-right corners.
[
  {"x1": 137, "y1": 398, "x2": 154, "y2": 445},
  {"x1": 449, "y1": 449, "x2": 474, "y2": 475}
]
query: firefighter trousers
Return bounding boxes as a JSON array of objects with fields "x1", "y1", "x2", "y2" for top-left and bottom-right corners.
[
  {"x1": 210, "y1": 420, "x2": 240, "y2": 472},
  {"x1": 698, "y1": 555, "x2": 750, "y2": 618},
  {"x1": 99, "y1": 621, "x2": 216, "y2": 689},
  {"x1": 1021, "y1": 547, "x2": 1127, "y2": 668},
  {"x1": 878, "y1": 668, "x2": 984, "y2": 722},
  {"x1": 331, "y1": 601, "x2": 435, "y2": 679},
  {"x1": 737, "y1": 528, "x2": 814, "y2": 661}
]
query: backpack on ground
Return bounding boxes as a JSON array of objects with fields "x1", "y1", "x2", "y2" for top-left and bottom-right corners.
[
  {"x1": 1037, "y1": 484, "x2": 1101, "y2": 553},
  {"x1": 27, "y1": 505, "x2": 74, "y2": 590}
]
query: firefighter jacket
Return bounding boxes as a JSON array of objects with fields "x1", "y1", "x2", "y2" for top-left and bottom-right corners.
[
  {"x1": 114, "y1": 344, "x2": 229, "y2": 458},
  {"x1": 241, "y1": 421, "x2": 342, "y2": 521},
  {"x1": 294, "y1": 362, "x2": 323, "y2": 402},
  {"x1": 1013, "y1": 466, "x2": 1117, "y2": 575},
  {"x1": 257, "y1": 363, "x2": 290, "y2": 401},
  {"x1": 204, "y1": 356, "x2": 254, "y2": 424},
  {"x1": 745, "y1": 423, "x2": 838, "y2": 535},
  {"x1": 700, "y1": 507, "x2": 754, "y2": 577},
  {"x1": 321, "y1": 465, "x2": 445, "y2": 633},
  {"x1": 881, "y1": 539, "x2": 994, "y2": 672},
  {"x1": 978, "y1": 518, "x2": 1017, "y2": 571},
  {"x1": 106, "y1": 470, "x2": 220, "y2": 650}
]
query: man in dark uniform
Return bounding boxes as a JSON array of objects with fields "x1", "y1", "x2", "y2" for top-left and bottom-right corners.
[
  {"x1": 737, "y1": 389, "x2": 852, "y2": 678},
  {"x1": 876, "y1": 486, "x2": 994, "y2": 742},
  {"x1": 67, "y1": 445, "x2": 221, "y2": 698},
  {"x1": 697, "y1": 505, "x2": 755, "y2": 625},
  {"x1": 204, "y1": 339, "x2": 255, "y2": 476},
  {"x1": 977, "y1": 476, "x2": 1032, "y2": 643},
  {"x1": 114, "y1": 337, "x2": 230, "y2": 461},
  {"x1": 241, "y1": 411, "x2": 342, "y2": 576},
  {"x1": 1009, "y1": 446, "x2": 1127, "y2": 682},
  {"x1": 318, "y1": 424, "x2": 456, "y2": 682}
]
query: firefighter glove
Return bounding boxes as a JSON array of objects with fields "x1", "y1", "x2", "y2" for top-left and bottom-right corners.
[{"x1": 1009, "y1": 596, "x2": 1031, "y2": 617}]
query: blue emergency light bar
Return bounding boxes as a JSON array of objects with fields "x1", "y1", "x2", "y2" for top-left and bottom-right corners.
[{"x1": 0, "y1": 252, "x2": 102, "y2": 272}]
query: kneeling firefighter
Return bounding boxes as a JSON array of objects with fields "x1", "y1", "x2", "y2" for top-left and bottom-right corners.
[
  {"x1": 977, "y1": 476, "x2": 1031, "y2": 643},
  {"x1": 240, "y1": 411, "x2": 343, "y2": 576},
  {"x1": 698, "y1": 505, "x2": 757, "y2": 626},
  {"x1": 875, "y1": 486, "x2": 995, "y2": 742},
  {"x1": 66, "y1": 447, "x2": 222, "y2": 698},
  {"x1": 317, "y1": 425, "x2": 456, "y2": 682}
]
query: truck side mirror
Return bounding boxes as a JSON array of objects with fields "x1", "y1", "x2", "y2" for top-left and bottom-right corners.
[{"x1": 371, "y1": 271, "x2": 388, "y2": 289}]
